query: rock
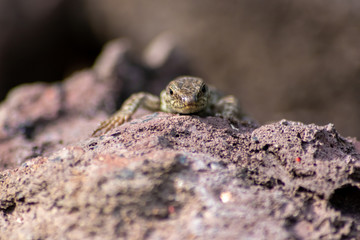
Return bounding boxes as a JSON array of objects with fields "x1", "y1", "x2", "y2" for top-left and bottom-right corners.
[
  {"x1": 0, "y1": 112, "x2": 359, "y2": 239},
  {"x1": 0, "y1": 83, "x2": 62, "y2": 139},
  {"x1": 0, "y1": 37, "x2": 193, "y2": 170},
  {"x1": 0, "y1": 40, "x2": 126, "y2": 169}
]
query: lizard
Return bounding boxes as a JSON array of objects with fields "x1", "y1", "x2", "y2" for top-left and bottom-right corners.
[{"x1": 92, "y1": 76, "x2": 246, "y2": 136}]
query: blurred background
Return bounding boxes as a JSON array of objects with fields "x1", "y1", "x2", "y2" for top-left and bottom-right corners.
[{"x1": 0, "y1": 0, "x2": 359, "y2": 138}]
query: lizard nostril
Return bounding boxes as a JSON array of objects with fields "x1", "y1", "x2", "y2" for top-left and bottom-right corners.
[{"x1": 182, "y1": 96, "x2": 197, "y2": 105}]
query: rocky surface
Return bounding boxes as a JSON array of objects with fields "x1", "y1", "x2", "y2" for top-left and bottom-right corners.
[{"x1": 1, "y1": 39, "x2": 360, "y2": 239}]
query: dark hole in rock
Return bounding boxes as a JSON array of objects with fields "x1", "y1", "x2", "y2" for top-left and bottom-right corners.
[
  {"x1": 260, "y1": 177, "x2": 284, "y2": 189},
  {"x1": 1, "y1": 201, "x2": 16, "y2": 215},
  {"x1": 294, "y1": 186, "x2": 316, "y2": 198},
  {"x1": 349, "y1": 167, "x2": 360, "y2": 182},
  {"x1": 19, "y1": 122, "x2": 36, "y2": 140},
  {"x1": 329, "y1": 184, "x2": 360, "y2": 217},
  {"x1": 284, "y1": 216, "x2": 297, "y2": 228},
  {"x1": 262, "y1": 144, "x2": 270, "y2": 151}
]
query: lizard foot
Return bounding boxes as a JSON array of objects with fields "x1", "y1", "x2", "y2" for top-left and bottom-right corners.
[{"x1": 92, "y1": 114, "x2": 130, "y2": 137}]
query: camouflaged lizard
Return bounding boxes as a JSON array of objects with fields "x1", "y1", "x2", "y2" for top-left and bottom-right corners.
[{"x1": 92, "y1": 76, "x2": 245, "y2": 136}]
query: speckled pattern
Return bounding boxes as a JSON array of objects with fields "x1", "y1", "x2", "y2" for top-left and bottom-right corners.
[{"x1": 1, "y1": 112, "x2": 360, "y2": 239}]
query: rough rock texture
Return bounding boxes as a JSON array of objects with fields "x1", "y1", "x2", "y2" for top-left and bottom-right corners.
[
  {"x1": 1, "y1": 114, "x2": 360, "y2": 239},
  {"x1": 1, "y1": 39, "x2": 360, "y2": 239}
]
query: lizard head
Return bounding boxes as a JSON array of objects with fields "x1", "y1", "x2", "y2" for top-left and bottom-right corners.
[{"x1": 161, "y1": 76, "x2": 210, "y2": 114}]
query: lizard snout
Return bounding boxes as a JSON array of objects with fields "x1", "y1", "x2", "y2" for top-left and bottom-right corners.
[{"x1": 182, "y1": 96, "x2": 197, "y2": 105}]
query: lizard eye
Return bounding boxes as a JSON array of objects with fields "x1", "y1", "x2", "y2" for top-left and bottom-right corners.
[
  {"x1": 201, "y1": 85, "x2": 207, "y2": 93},
  {"x1": 169, "y1": 88, "x2": 174, "y2": 95}
]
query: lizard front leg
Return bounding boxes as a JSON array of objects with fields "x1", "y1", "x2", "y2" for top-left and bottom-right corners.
[
  {"x1": 213, "y1": 95, "x2": 244, "y2": 122},
  {"x1": 92, "y1": 92, "x2": 160, "y2": 136}
]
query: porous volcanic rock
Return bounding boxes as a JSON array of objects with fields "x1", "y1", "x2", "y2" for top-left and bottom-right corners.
[{"x1": 0, "y1": 112, "x2": 360, "y2": 239}]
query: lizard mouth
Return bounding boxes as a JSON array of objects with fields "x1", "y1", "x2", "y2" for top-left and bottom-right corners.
[{"x1": 172, "y1": 103, "x2": 206, "y2": 114}]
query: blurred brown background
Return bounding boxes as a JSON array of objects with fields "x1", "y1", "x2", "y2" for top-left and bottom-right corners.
[{"x1": 0, "y1": 0, "x2": 359, "y2": 137}]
